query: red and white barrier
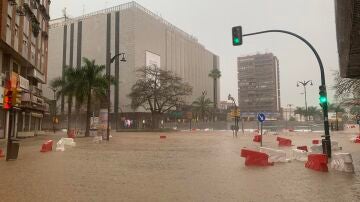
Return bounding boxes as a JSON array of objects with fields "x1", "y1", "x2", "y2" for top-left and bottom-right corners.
[
  {"x1": 312, "y1": 140, "x2": 320, "y2": 145},
  {"x1": 241, "y1": 149, "x2": 274, "y2": 166},
  {"x1": 291, "y1": 149, "x2": 308, "y2": 162},
  {"x1": 253, "y1": 135, "x2": 261, "y2": 143},
  {"x1": 160, "y1": 135, "x2": 167, "y2": 139},
  {"x1": 260, "y1": 147, "x2": 290, "y2": 163},
  {"x1": 56, "y1": 138, "x2": 76, "y2": 152},
  {"x1": 277, "y1": 137, "x2": 292, "y2": 147},
  {"x1": 305, "y1": 154, "x2": 328, "y2": 172},
  {"x1": 297, "y1": 146, "x2": 308, "y2": 152},
  {"x1": 330, "y1": 153, "x2": 355, "y2": 173},
  {"x1": 40, "y1": 140, "x2": 53, "y2": 153}
]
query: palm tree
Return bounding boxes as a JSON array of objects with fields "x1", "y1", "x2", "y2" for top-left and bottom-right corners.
[
  {"x1": 76, "y1": 58, "x2": 111, "y2": 137},
  {"x1": 294, "y1": 107, "x2": 306, "y2": 121},
  {"x1": 192, "y1": 92, "x2": 213, "y2": 121},
  {"x1": 208, "y1": 68, "x2": 221, "y2": 109},
  {"x1": 51, "y1": 67, "x2": 83, "y2": 132},
  {"x1": 307, "y1": 106, "x2": 322, "y2": 121}
]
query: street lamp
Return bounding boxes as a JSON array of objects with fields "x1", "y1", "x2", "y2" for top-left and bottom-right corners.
[
  {"x1": 48, "y1": 87, "x2": 57, "y2": 133},
  {"x1": 297, "y1": 80, "x2": 313, "y2": 121},
  {"x1": 107, "y1": 52, "x2": 126, "y2": 141}
]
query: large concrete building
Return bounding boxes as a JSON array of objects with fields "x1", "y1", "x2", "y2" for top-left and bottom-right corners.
[
  {"x1": 0, "y1": 0, "x2": 50, "y2": 138},
  {"x1": 335, "y1": 0, "x2": 360, "y2": 78},
  {"x1": 237, "y1": 53, "x2": 281, "y2": 120},
  {"x1": 45, "y1": 2, "x2": 220, "y2": 124}
]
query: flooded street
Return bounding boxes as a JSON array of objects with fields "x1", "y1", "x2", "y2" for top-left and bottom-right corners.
[{"x1": 0, "y1": 131, "x2": 360, "y2": 202}]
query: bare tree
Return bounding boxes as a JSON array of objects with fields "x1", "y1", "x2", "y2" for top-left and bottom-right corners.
[{"x1": 128, "y1": 66, "x2": 193, "y2": 129}]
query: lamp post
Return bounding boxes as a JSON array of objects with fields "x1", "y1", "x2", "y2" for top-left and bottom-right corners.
[
  {"x1": 297, "y1": 80, "x2": 313, "y2": 121},
  {"x1": 106, "y1": 52, "x2": 126, "y2": 141}
]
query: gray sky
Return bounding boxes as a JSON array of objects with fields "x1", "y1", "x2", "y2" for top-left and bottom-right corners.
[{"x1": 50, "y1": 0, "x2": 339, "y2": 108}]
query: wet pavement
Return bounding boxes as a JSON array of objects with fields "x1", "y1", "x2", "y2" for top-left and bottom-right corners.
[{"x1": 0, "y1": 131, "x2": 359, "y2": 202}]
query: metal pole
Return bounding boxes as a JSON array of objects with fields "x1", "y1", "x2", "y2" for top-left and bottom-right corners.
[
  {"x1": 304, "y1": 85, "x2": 308, "y2": 121},
  {"x1": 243, "y1": 29, "x2": 331, "y2": 157},
  {"x1": 106, "y1": 52, "x2": 111, "y2": 141},
  {"x1": 260, "y1": 122, "x2": 263, "y2": 147}
]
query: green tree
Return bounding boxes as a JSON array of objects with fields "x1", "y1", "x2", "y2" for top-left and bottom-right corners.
[
  {"x1": 294, "y1": 107, "x2": 305, "y2": 121},
  {"x1": 208, "y1": 68, "x2": 221, "y2": 108},
  {"x1": 51, "y1": 67, "x2": 83, "y2": 132},
  {"x1": 128, "y1": 66, "x2": 193, "y2": 129},
  {"x1": 307, "y1": 106, "x2": 322, "y2": 121},
  {"x1": 192, "y1": 92, "x2": 213, "y2": 121},
  {"x1": 76, "y1": 58, "x2": 111, "y2": 137}
]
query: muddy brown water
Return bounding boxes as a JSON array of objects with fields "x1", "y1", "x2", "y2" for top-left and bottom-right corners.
[{"x1": 0, "y1": 131, "x2": 359, "y2": 202}]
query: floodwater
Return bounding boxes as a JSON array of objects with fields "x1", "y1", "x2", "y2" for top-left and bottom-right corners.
[{"x1": 0, "y1": 131, "x2": 359, "y2": 202}]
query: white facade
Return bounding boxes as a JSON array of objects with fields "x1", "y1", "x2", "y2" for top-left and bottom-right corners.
[{"x1": 45, "y1": 2, "x2": 220, "y2": 113}]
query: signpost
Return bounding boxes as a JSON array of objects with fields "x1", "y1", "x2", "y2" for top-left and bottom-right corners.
[
  {"x1": 230, "y1": 108, "x2": 240, "y2": 138},
  {"x1": 257, "y1": 113, "x2": 266, "y2": 147}
]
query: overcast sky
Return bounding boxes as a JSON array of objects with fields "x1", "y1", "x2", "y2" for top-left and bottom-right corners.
[{"x1": 50, "y1": 0, "x2": 339, "y2": 108}]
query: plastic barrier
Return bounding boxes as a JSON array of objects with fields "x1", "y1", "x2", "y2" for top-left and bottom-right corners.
[
  {"x1": 0, "y1": 149, "x2": 4, "y2": 158},
  {"x1": 68, "y1": 129, "x2": 76, "y2": 139},
  {"x1": 291, "y1": 149, "x2": 308, "y2": 162},
  {"x1": 312, "y1": 140, "x2": 320, "y2": 144},
  {"x1": 253, "y1": 135, "x2": 262, "y2": 143},
  {"x1": 330, "y1": 153, "x2": 355, "y2": 173},
  {"x1": 240, "y1": 149, "x2": 274, "y2": 166},
  {"x1": 297, "y1": 146, "x2": 308, "y2": 152},
  {"x1": 260, "y1": 147, "x2": 290, "y2": 163},
  {"x1": 310, "y1": 145, "x2": 323, "y2": 153},
  {"x1": 160, "y1": 135, "x2": 167, "y2": 139},
  {"x1": 40, "y1": 140, "x2": 53, "y2": 153},
  {"x1": 277, "y1": 137, "x2": 292, "y2": 147},
  {"x1": 56, "y1": 138, "x2": 76, "y2": 152},
  {"x1": 305, "y1": 154, "x2": 328, "y2": 172},
  {"x1": 331, "y1": 141, "x2": 341, "y2": 151}
]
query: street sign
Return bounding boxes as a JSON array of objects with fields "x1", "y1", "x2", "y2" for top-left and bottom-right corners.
[
  {"x1": 230, "y1": 108, "x2": 240, "y2": 117},
  {"x1": 186, "y1": 112, "x2": 193, "y2": 119},
  {"x1": 257, "y1": 113, "x2": 266, "y2": 123}
]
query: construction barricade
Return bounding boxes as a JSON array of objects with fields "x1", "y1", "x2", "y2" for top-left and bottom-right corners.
[
  {"x1": 297, "y1": 146, "x2": 308, "y2": 152},
  {"x1": 305, "y1": 154, "x2": 328, "y2": 172},
  {"x1": 160, "y1": 135, "x2": 167, "y2": 139},
  {"x1": 277, "y1": 137, "x2": 292, "y2": 147},
  {"x1": 291, "y1": 149, "x2": 308, "y2": 162},
  {"x1": 40, "y1": 140, "x2": 53, "y2": 153},
  {"x1": 56, "y1": 138, "x2": 76, "y2": 152},
  {"x1": 253, "y1": 135, "x2": 262, "y2": 143},
  {"x1": 312, "y1": 140, "x2": 320, "y2": 144},
  {"x1": 260, "y1": 147, "x2": 290, "y2": 163},
  {"x1": 330, "y1": 153, "x2": 355, "y2": 173},
  {"x1": 241, "y1": 149, "x2": 274, "y2": 166}
]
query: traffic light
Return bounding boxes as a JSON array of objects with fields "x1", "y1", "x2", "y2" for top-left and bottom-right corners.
[
  {"x1": 12, "y1": 88, "x2": 22, "y2": 107},
  {"x1": 232, "y1": 26, "x2": 243, "y2": 46},
  {"x1": 3, "y1": 88, "x2": 13, "y2": 110},
  {"x1": 319, "y1": 85, "x2": 328, "y2": 110}
]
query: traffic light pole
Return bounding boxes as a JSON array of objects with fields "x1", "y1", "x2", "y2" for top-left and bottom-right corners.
[{"x1": 243, "y1": 30, "x2": 331, "y2": 157}]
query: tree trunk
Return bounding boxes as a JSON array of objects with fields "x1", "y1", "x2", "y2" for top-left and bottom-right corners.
[
  {"x1": 213, "y1": 78, "x2": 217, "y2": 122},
  {"x1": 85, "y1": 89, "x2": 92, "y2": 137},
  {"x1": 67, "y1": 96, "x2": 73, "y2": 133},
  {"x1": 151, "y1": 111, "x2": 161, "y2": 129}
]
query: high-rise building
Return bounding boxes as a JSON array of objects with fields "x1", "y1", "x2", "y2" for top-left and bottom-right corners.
[
  {"x1": 44, "y1": 2, "x2": 220, "y2": 120},
  {"x1": 237, "y1": 53, "x2": 281, "y2": 120},
  {"x1": 0, "y1": 0, "x2": 51, "y2": 138},
  {"x1": 335, "y1": 0, "x2": 360, "y2": 78}
]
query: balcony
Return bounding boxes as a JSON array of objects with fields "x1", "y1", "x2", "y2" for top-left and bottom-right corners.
[{"x1": 28, "y1": 68, "x2": 45, "y2": 83}]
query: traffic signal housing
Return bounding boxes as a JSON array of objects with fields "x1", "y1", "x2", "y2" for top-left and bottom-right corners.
[
  {"x1": 3, "y1": 88, "x2": 13, "y2": 110},
  {"x1": 319, "y1": 85, "x2": 328, "y2": 110},
  {"x1": 232, "y1": 26, "x2": 243, "y2": 46}
]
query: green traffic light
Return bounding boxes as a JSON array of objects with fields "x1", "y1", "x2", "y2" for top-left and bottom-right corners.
[
  {"x1": 234, "y1": 37, "x2": 240, "y2": 44},
  {"x1": 320, "y1": 96, "x2": 327, "y2": 103}
]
